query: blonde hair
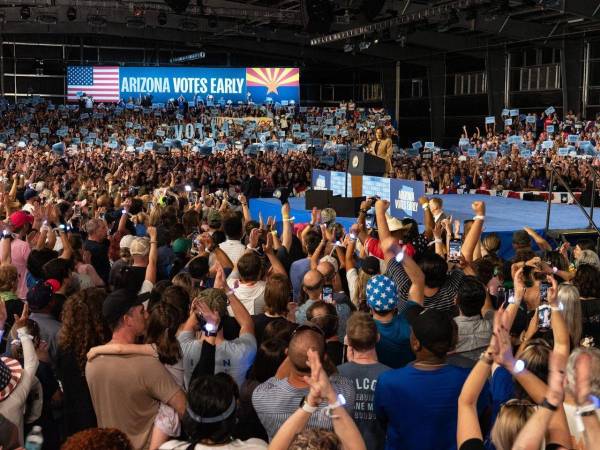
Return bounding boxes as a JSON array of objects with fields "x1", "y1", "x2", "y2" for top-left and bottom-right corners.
[
  {"x1": 482, "y1": 233, "x2": 501, "y2": 255},
  {"x1": 557, "y1": 284, "x2": 582, "y2": 346},
  {"x1": 491, "y1": 399, "x2": 536, "y2": 450},
  {"x1": 566, "y1": 347, "x2": 600, "y2": 397},
  {"x1": 577, "y1": 250, "x2": 600, "y2": 270},
  {"x1": 354, "y1": 270, "x2": 374, "y2": 309}
]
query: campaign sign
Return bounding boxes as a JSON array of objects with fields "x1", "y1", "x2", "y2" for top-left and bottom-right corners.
[
  {"x1": 67, "y1": 66, "x2": 300, "y2": 105},
  {"x1": 424, "y1": 142, "x2": 435, "y2": 150},
  {"x1": 542, "y1": 140, "x2": 554, "y2": 149},
  {"x1": 362, "y1": 176, "x2": 391, "y2": 201},
  {"x1": 558, "y1": 147, "x2": 569, "y2": 156},
  {"x1": 467, "y1": 148, "x2": 478, "y2": 158},
  {"x1": 520, "y1": 148, "x2": 532, "y2": 158},
  {"x1": 412, "y1": 141, "x2": 423, "y2": 150},
  {"x1": 545, "y1": 106, "x2": 555, "y2": 115},
  {"x1": 568, "y1": 134, "x2": 579, "y2": 143},
  {"x1": 510, "y1": 109, "x2": 519, "y2": 116},
  {"x1": 505, "y1": 119, "x2": 513, "y2": 126},
  {"x1": 389, "y1": 179, "x2": 425, "y2": 222},
  {"x1": 330, "y1": 171, "x2": 351, "y2": 197},
  {"x1": 485, "y1": 116, "x2": 495, "y2": 125},
  {"x1": 312, "y1": 169, "x2": 331, "y2": 191},
  {"x1": 526, "y1": 116, "x2": 536, "y2": 124},
  {"x1": 547, "y1": 125, "x2": 555, "y2": 134}
]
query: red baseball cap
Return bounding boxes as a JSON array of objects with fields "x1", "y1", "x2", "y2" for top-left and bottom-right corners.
[{"x1": 9, "y1": 211, "x2": 34, "y2": 229}]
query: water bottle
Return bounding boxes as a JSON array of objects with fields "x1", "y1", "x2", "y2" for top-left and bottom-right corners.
[{"x1": 25, "y1": 425, "x2": 43, "y2": 450}]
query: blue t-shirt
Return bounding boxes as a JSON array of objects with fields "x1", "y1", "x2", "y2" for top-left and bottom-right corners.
[
  {"x1": 290, "y1": 257, "x2": 310, "y2": 302},
  {"x1": 375, "y1": 364, "x2": 489, "y2": 450},
  {"x1": 374, "y1": 308, "x2": 415, "y2": 369}
]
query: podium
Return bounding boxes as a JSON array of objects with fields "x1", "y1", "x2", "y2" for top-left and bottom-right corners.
[{"x1": 348, "y1": 149, "x2": 386, "y2": 177}]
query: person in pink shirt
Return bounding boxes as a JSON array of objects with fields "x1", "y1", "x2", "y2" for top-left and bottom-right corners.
[{"x1": 8, "y1": 211, "x2": 33, "y2": 299}]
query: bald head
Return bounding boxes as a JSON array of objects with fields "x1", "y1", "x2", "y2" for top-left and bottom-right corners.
[
  {"x1": 288, "y1": 328, "x2": 325, "y2": 373},
  {"x1": 316, "y1": 261, "x2": 335, "y2": 280},
  {"x1": 303, "y1": 270, "x2": 323, "y2": 291}
]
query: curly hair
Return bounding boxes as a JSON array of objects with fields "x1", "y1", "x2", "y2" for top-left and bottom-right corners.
[
  {"x1": 289, "y1": 429, "x2": 341, "y2": 450},
  {"x1": 61, "y1": 428, "x2": 133, "y2": 450},
  {"x1": 57, "y1": 288, "x2": 109, "y2": 372}
]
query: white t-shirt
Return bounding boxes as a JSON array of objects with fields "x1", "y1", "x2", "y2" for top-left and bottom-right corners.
[
  {"x1": 219, "y1": 240, "x2": 246, "y2": 266},
  {"x1": 227, "y1": 279, "x2": 266, "y2": 315},
  {"x1": 160, "y1": 438, "x2": 267, "y2": 450},
  {"x1": 346, "y1": 268, "x2": 359, "y2": 307}
]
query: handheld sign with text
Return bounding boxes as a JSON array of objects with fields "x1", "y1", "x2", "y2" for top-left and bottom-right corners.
[
  {"x1": 485, "y1": 116, "x2": 495, "y2": 125},
  {"x1": 424, "y1": 142, "x2": 435, "y2": 150},
  {"x1": 545, "y1": 106, "x2": 555, "y2": 115}
]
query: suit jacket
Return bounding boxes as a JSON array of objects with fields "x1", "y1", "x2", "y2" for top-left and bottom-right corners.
[{"x1": 368, "y1": 138, "x2": 393, "y2": 175}]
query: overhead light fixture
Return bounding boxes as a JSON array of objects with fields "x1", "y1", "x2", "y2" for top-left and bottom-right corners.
[
  {"x1": 133, "y1": 6, "x2": 144, "y2": 17},
  {"x1": 343, "y1": 42, "x2": 354, "y2": 52},
  {"x1": 358, "y1": 40, "x2": 371, "y2": 50},
  {"x1": 20, "y1": 6, "x2": 31, "y2": 20},
  {"x1": 67, "y1": 6, "x2": 76, "y2": 21},
  {"x1": 158, "y1": 11, "x2": 168, "y2": 25}
]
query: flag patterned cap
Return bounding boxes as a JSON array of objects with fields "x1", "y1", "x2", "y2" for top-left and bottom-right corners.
[
  {"x1": 0, "y1": 357, "x2": 23, "y2": 401},
  {"x1": 366, "y1": 275, "x2": 398, "y2": 313}
]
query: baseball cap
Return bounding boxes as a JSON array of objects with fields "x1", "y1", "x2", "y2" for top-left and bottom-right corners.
[
  {"x1": 366, "y1": 275, "x2": 398, "y2": 313},
  {"x1": 407, "y1": 307, "x2": 456, "y2": 357},
  {"x1": 130, "y1": 237, "x2": 150, "y2": 256},
  {"x1": 512, "y1": 230, "x2": 531, "y2": 247},
  {"x1": 119, "y1": 235, "x2": 136, "y2": 250},
  {"x1": 23, "y1": 188, "x2": 39, "y2": 201},
  {"x1": 172, "y1": 238, "x2": 192, "y2": 255},
  {"x1": 102, "y1": 289, "x2": 146, "y2": 325},
  {"x1": 9, "y1": 210, "x2": 34, "y2": 229},
  {"x1": 321, "y1": 208, "x2": 336, "y2": 225}
]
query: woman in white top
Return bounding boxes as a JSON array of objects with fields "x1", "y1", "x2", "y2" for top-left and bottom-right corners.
[
  {"x1": 0, "y1": 303, "x2": 39, "y2": 444},
  {"x1": 160, "y1": 373, "x2": 267, "y2": 450}
]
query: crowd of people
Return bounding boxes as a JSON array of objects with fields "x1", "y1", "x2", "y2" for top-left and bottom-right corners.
[{"x1": 0, "y1": 95, "x2": 598, "y2": 450}]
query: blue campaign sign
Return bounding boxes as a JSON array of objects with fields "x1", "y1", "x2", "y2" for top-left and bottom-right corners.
[
  {"x1": 389, "y1": 179, "x2": 425, "y2": 223},
  {"x1": 330, "y1": 171, "x2": 351, "y2": 196},
  {"x1": 558, "y1": 147, "x2": 569, "y2": 156},
  {"x1": 467, "y1": 148, "x2": 478, "y2": 158},
  {"x1": 312, "y1": 169, "x2": 331, "y2": 190},
  {"x1": 363, "y1": 176, "x2": 391, "y2": 201},
  {"x1": 68, "y1": 66, "x2": 301, "y2": 105}
]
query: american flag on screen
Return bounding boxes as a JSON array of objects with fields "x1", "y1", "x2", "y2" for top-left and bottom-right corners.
[{"x1": 66, "y1": 66, "x2": 120, "y2": 102}]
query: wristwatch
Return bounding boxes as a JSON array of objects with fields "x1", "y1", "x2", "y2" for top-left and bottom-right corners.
[{"x1": 540, "y1": 398, "x2": 558, "y2": 411}]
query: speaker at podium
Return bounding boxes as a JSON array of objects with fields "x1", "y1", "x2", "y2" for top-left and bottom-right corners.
[{"x1": 348, "y1": 149, "x2": 386, "y2": 177}]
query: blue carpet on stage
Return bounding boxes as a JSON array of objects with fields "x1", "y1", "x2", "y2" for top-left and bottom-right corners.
[{"x1": 249, "y1": 195, "x2": 594, "y2": 259}]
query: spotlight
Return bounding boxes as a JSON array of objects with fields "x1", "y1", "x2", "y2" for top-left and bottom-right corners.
[
  {"x1": 273, "y1": 187, "x2": 290, "y2": 205},
  {"x1": 157, "y1": 11, "x2": 167, "y2": 25},
  {"x1": 67, "y1": 6, "x2": 76, "y2": 21},
  {"x1": 20, "y1": 6, "x2": 31, "y2": 20}
]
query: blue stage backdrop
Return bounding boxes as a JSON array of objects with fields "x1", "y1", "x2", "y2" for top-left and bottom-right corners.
[
  {"x1": 67, "y1": 66, "x2": 300, "y2": 104},
  {"x1": 311, "y1": 170, "x2": 425, "y2": 223}
]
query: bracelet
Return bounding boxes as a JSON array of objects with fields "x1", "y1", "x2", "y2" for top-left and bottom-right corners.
[
  {"x1": 576, "y1": 403, "x2": 598, "y2": 417},
  {"x1": 299, "y1": 397, "x2": 318, "y2": 414},
  {"x1": 540, "y1": 398, "x2": 558, "y2": 411},
  {"x1": 324, "y1": 394, "x2": 346, "y2": 418},
  {"x1": 473, "y1": 215, "x2": 485, "y2": 221},
  {"x1": 282, "y1": 216, "x2": 295, "y2": 222}
]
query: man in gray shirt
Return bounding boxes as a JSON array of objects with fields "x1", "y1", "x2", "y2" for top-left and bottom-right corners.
[
  {"x1": 252, "y1": 323, "x2": 355, "y2": 441},
  {"x1": 177, "y1": 287, "x2": 257, "y2": 389},
  {"x1": 338, "y1": 312, "x2": 390, "y2": 450}
]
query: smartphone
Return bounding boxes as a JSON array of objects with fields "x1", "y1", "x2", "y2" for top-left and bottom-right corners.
[
  {"x1": 322, "y1": 285, "x2": 333, "y2": 303},
  {"x1": 365, "y1": 214, "x2": 374, "y2": 229},
  {"x1": 537, "y1": 304, "x2": 552, "y2": 330},
  {"x1": 448, "y1": 239, "x2": 462, "y2": 262},
  {"x1": 539, "y1": 282, "x2": 550, "y2": 303},
  {"x1": 190, "y1": 192, "x2": 198, "y2": 204}
]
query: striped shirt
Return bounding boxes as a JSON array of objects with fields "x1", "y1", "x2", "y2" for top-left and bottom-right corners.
[
  {"x1": 385, "y1": 259, "x2": 464, "y2": 313},
  {"x1": 252, "y1": 375, "x2": 355, "y2": 441}
]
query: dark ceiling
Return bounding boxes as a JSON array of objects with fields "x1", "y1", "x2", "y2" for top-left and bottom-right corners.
[{"x1": 0, "y1": 0, "x2": 599, "y2": 67}]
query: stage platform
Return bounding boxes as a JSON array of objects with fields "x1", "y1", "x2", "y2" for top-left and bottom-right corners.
[{"x1": 249, "y1": 195, "x2": 596, "y2": 259}]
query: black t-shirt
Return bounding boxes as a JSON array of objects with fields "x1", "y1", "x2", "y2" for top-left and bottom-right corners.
[
  {"x1": 252, "y1": 314, "x2": 294, "y2": 345},
  {"x1": 83, "y1": 239, "x2": 110, "y2": 284},
  {"x1": 581, "y1": 297, "x2": 600, "y2": 346},
  {"x1": 326, "y1": 340, "x2": 344, "y2": 366}
]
